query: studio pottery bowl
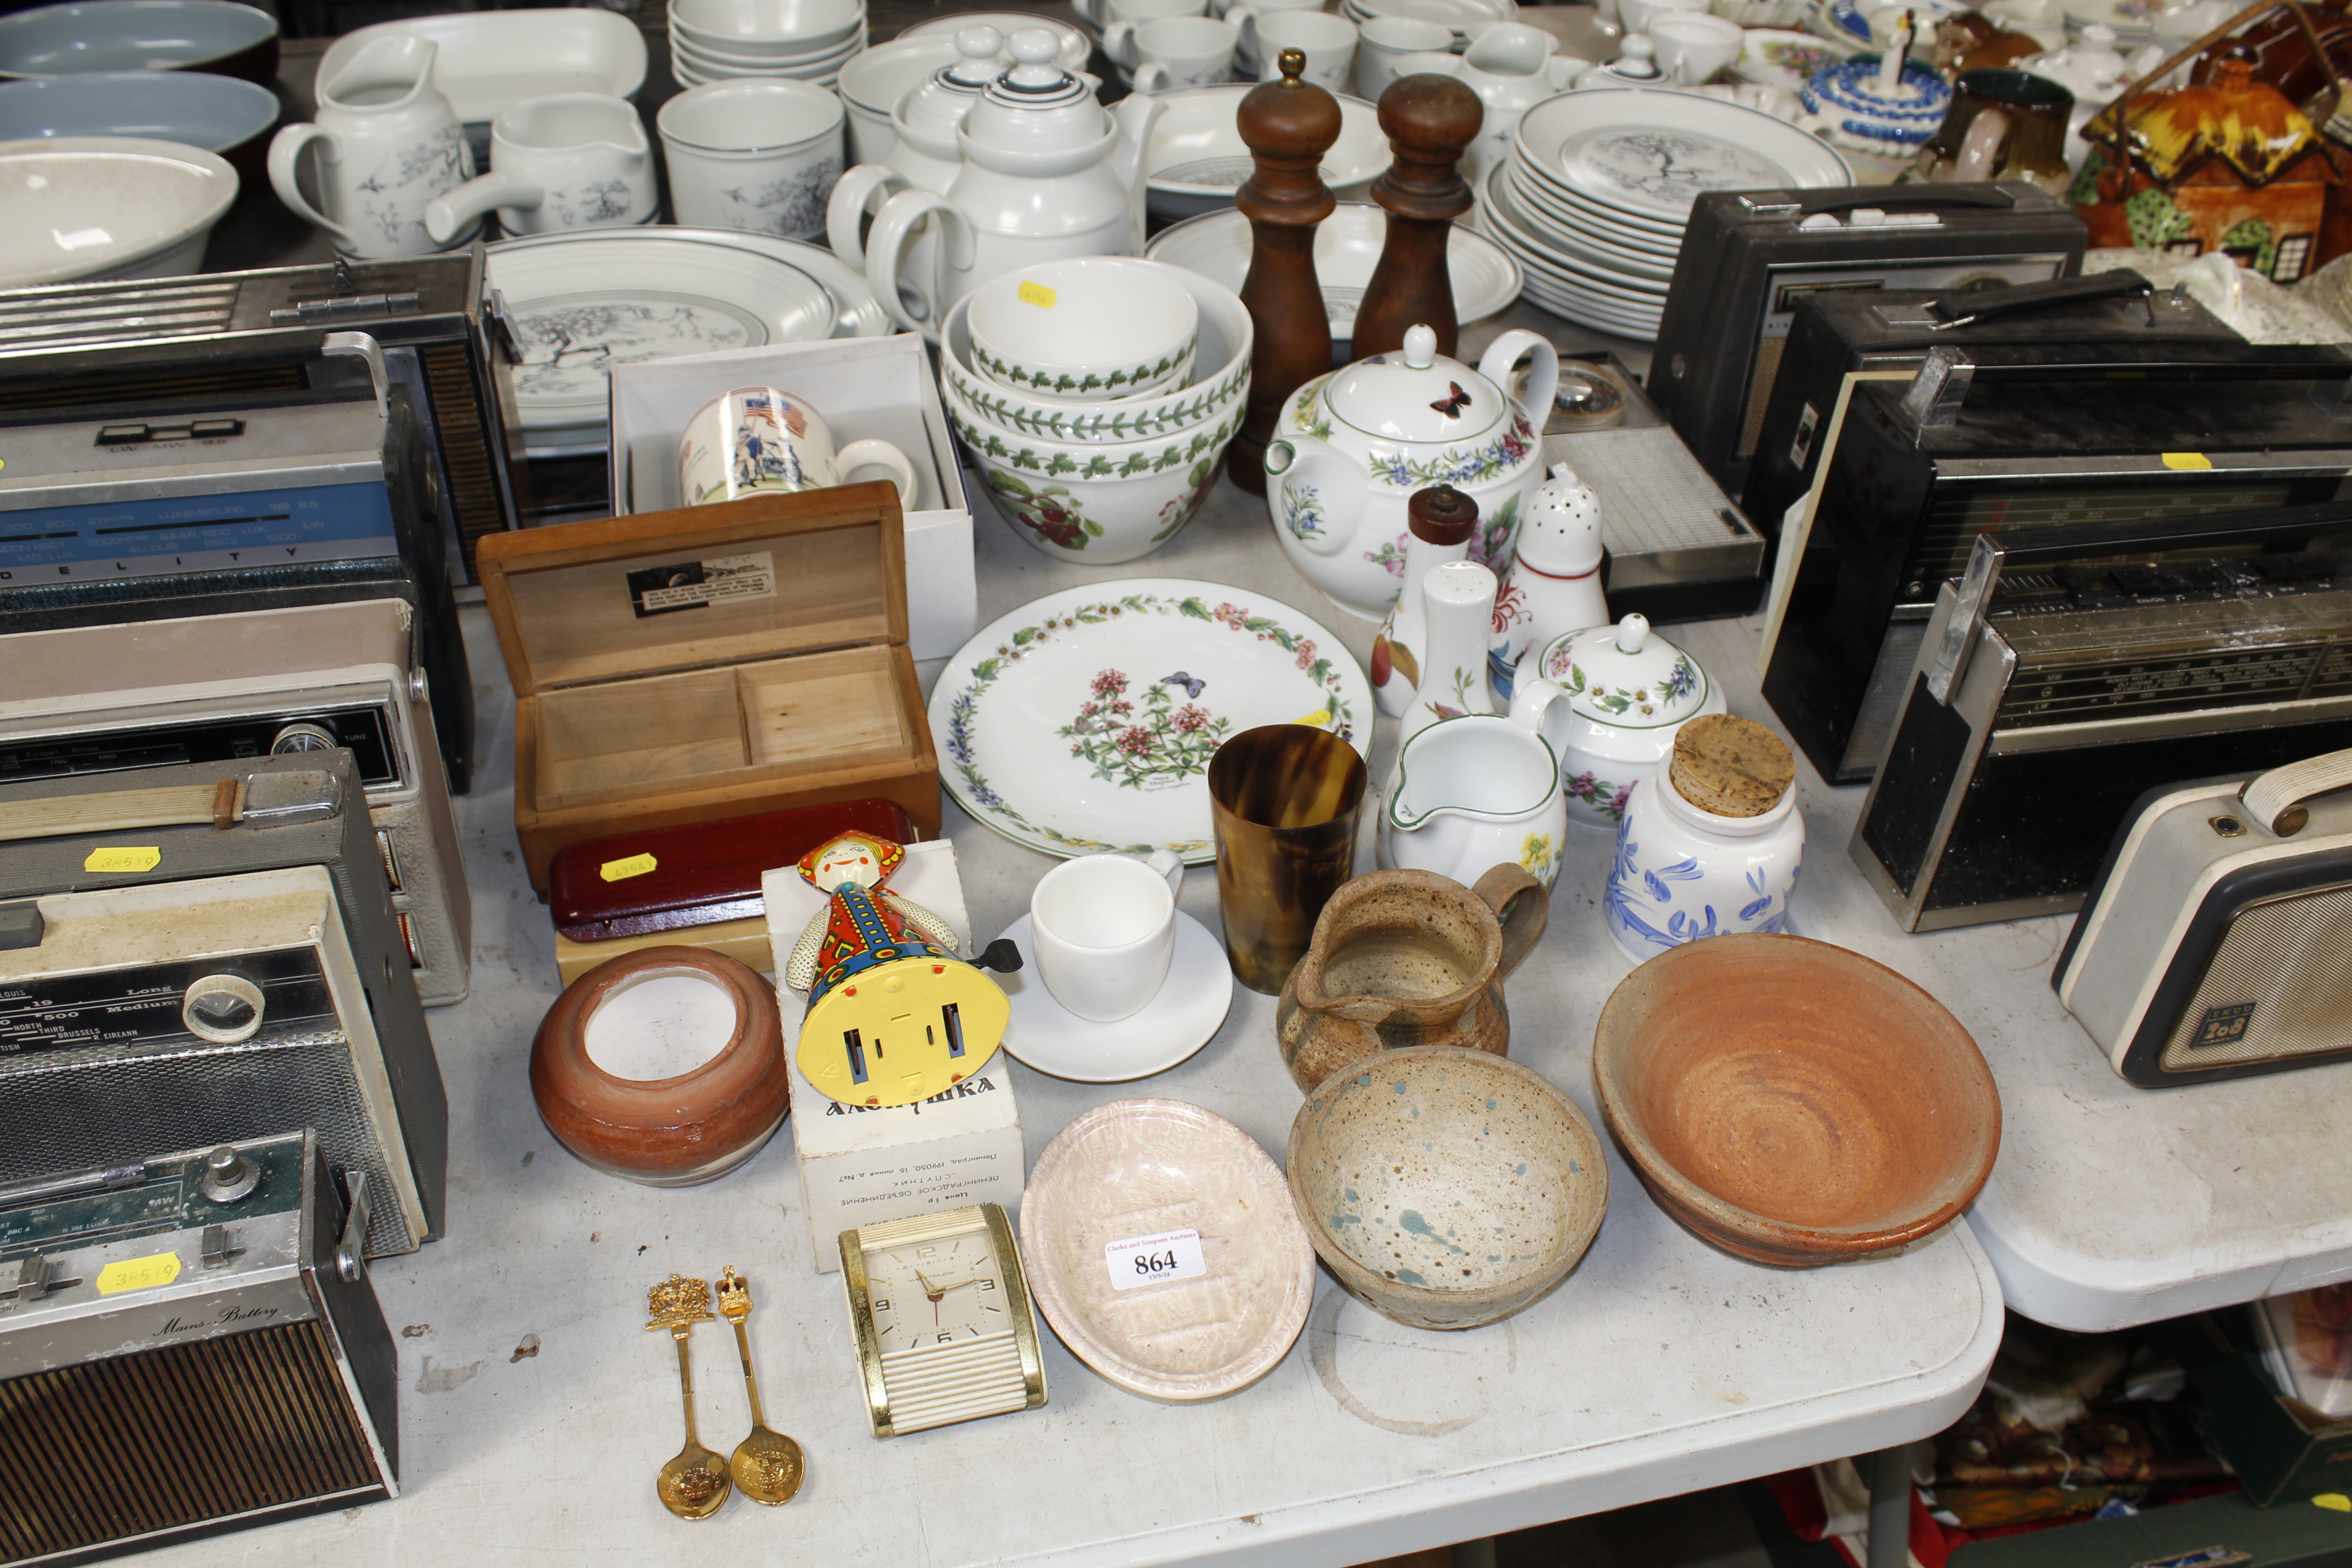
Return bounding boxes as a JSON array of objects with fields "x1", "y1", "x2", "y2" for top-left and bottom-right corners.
[
  {"x1": 1287, "y1": 1047, "x2": 1608, "y2": 1330},
  {"x1": 1591, "y1": 933, "x2": 1999, "y2": 1268}
]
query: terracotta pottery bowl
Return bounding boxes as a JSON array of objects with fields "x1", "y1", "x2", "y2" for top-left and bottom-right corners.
[
  {"x1": 530, "y1": 945, "x2": 789, "y2": 1186},
  {"x1": 1590, "y1": 933, "x2": 2000, "y2": 1268},
  {"x1": 1287, "y1": 1047, "x2": 1608, "y2": 1330}
]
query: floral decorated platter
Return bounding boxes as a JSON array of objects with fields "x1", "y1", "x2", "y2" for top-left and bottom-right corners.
[{"x1": 930, "y1": 580, "x2": 1372, "y2": 863}]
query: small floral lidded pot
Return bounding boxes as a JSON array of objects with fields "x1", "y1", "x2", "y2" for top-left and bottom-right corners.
[
  {"x1": 1605, "y1": 714, "x2": 1804, "y2": 962},
  {"x1": 1531, "y1": 612, "x2": 1725, "y2": 827}
]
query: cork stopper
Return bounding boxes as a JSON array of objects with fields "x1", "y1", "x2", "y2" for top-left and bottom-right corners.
[
  {"x1": 1407, "y1": 484, "x2": 1478, "y2": 545},
  {"x1": 1668, "y1": 714, "x2": 1794, "y2": 818}
]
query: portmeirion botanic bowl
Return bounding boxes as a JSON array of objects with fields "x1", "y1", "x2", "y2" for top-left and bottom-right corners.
[
  {"x1": 967, "y1": 255, "x2": 1201, "y2": 401},
  {"x1": 1264, "y1": 321, "x2": 1557, "y2": 623},
  {"x1": 1530, "y1": 612, "x2": 1725, "y2": 826}
]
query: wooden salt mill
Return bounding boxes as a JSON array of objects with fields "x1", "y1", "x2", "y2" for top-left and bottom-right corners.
[
  {"x1": 1352, "y1": 73, "x2": 1482, "y2": 362},
  {"x1": 1231, "y1": 47, "x2": 1340, "y2": 498}
]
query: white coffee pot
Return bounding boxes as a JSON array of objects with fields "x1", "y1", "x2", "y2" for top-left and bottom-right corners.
[
  {"x1": 270, "y1": 33, "x2": 475, "y2": 258},
  {"x1": 860, "y1": 28, "x2": 1164, "y2": 340}
]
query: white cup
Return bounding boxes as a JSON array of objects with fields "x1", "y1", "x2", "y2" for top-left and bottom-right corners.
[
  {"x1": 425, "y1": 93, "x2": 655, "y2": 243},
  {"x1": 1250, "y1": 8, "x2": 1357, "y2": 91},
  {"x1": 1355, "y1": 15, "x2": 1454, "y2": 96},
  {"x1": 657, "y1": 78, "x2": 845, "y2": 240},
  {"x1": 679, "y1": 386, "x2": 917, "y2": 507},
  {"x1": 1029, "y1": 850, "x2": 1186, "y2": 1023},
  {"x1": 1647, "y1": 10, "x2": 1743, "y2": 83},
  {"x1": 1109, "y1": 14, "x2": 1239, "y2": 91},
  {"x1": 1075, "y1": 0, "x2": 1210, "y2": 30},
  {"x1": 1223, "y1": 0, "x2": 1328, "y2": 66}
]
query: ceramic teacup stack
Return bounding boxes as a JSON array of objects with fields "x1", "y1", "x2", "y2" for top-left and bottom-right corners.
[
  {"x1": 937, "y1": 255, "x2": 1255, "y2": 566},
  {"x1": 669, "y1": 0, "x2": 868, "y2": 88}
]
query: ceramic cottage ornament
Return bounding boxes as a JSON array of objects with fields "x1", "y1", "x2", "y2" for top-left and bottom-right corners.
[
  {"x1": 1604, "y1": 713, "x2": 1804, "y2": 960},
  {"x1": 1372, "y1": 484, "x2": 1480, "y2": 716},
  {"x1": 1529, "y1": 612, "x2": 1727, "y2": 826},
  {"x1": 1489, "y1": 462, "x2": 1607, "y2": 702},
  {"x1": 787, "y1": 831, "x2": 1022, "y2": 1107}
]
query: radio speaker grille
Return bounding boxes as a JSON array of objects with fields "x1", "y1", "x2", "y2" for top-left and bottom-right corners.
[
  {"x1": 2160, "y1": 882, "x2": 2352, "y2": 1072},
  {"x1": 0, "y1": 1320, "x2": 382, "y2": 1564}
]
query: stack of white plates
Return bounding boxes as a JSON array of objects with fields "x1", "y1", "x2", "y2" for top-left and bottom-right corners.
[
  {"x1": 1479, "y1": 87, "x2": 1850, "y2": 340},
  {"x1": 1340, "y1": 0, "x2": 1518, "y2": 41},
  {"x1": 669, "y1": 0, "x2": 866, "y2": 89}
]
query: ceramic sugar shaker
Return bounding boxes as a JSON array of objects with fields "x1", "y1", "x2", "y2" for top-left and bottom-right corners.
[
  {"x1": 1604, "y1": 713, "x2": 1803, "y2": 961},
  {"x1": 1490, "y1": 461, "x2": 1606, "y2": 702},
  {"x1": 1372, "y1": 484, "x2": 1480, "y2": 717},
  {"x1": 1529, "y1": 611, "x2": 1726, "y2": 826},
  {"x1": 1396, "y1": 557, "x2": 1498, "y2": 754}
]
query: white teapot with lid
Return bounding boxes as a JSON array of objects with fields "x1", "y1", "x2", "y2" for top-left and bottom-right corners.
[
  {"x1": 859, "y1": 27, "x2": 1164, "y2": 338},
  {"x1": 827, "y1": 24, "x2": 1001, "y2": 295},
  {"x1": 1524, "y1": 612, "x2": 1726, "y2": 826},
  {"x1": 1265, "y1": 321, "x2": 1558, "y2": 622}
]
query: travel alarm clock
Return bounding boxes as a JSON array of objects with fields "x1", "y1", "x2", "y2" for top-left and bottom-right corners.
[{"x1": 839, "y1": 1203, "x2": 1046, "y2": 1437}]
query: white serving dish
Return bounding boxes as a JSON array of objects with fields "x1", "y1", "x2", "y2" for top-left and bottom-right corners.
[
  {"x1": 1145, "y1": 201, "x2": 1523, "y2": 335},
  {"x1": 0, "y1": 0, "x2": 274, "y2": 78},
  {"x1": 0, "y1": 136, "x2": 236, "y2": 288},
  {"x1": 318, "y1": 9, "x2": 646, "y2": 124},
  {"x1": 607, "y1": 330, "x2": 977, "y2": 661},
  {"x1": 1143, "y1": 83, "x2": 1390, "y2": 219},
  {"x1": 1021, "y1": 1099, "x2": 1314, "y2": 1404},
  {"x1": 1731, "y1": 25, "x2": 1851, "y2": 90},
  {"x1": 0, "y1": 69, "x2": 276, "y2": 155}
]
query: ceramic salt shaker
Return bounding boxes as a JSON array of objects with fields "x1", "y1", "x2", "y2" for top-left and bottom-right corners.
[
  {"x1": 1372, "y1": 485, "x2": 1480, "y2": 717},
  {"x1": 1489, "y1": 461, "x2": 1607, "y2": 702},
  {"x1": 1604, "y1": 713, "x2": 1804, "y2": 962},
  {"x1": 1397, "y1": 557, "x2": 1498, "y2": 752}
]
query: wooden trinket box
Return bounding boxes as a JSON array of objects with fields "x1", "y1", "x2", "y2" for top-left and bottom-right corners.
[{"x1": 477, "y1": 484, "x2": 939, "y2": 895}]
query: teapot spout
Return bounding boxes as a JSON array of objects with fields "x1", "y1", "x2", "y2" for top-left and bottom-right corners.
[{"x1": 1264, "y1": 433, "x2": 1355, "y2": 558}]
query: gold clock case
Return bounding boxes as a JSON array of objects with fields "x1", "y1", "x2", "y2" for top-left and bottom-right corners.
[{"x1": 839, "y1": 1202, "x2": 1046, "y2": 1437}]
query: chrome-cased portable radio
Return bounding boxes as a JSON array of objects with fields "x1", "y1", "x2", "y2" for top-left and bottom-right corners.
[
  {"x1": 2054, "y1": 750, "x2": 2352, "y2": 1087},
  {"x1": 0, "y1": 753, "x2": 445, "y2": 1258},
  {"x1": 0, "y1": 331, "x2": 478, "y2": 796},
  {"x1": 1850, "y1": 513, "x2": 2352, "y2": 932},
  {"x1": 0, "y1": 1131, "x2": 398, "y2": 1565},
  {"x1": 0, "y1": 601, "x2": 472, "y2": 1006}
]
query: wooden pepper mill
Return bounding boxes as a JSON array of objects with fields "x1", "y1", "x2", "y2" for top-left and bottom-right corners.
[
  {"x1": 1231, "y1": 47, "x2": 1341, "y2": 498},
  {"x1": 1352, "y1": 72, "x2": 1482, "y2": 363}
]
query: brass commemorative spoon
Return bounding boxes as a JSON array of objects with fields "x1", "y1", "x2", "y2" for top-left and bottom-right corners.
[
  {"x1": 645, "y1": 1273, "x2": 731, "y2": 1520},
  {"x1": 716, "y1": 1265, "x2": 805, "y2": 1505}
]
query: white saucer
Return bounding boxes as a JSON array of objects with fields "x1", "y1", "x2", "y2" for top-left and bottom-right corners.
[{"x1": 995, "y1": 911, "x2": 1234, "y2": 1083}]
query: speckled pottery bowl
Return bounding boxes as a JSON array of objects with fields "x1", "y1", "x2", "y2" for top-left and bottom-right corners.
[{"x1": 1286, "y1": 1046, "x2": 1608, "y2": 1330}]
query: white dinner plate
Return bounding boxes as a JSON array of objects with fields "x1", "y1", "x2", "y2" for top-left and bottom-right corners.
[
  {"x1": 1144, "y1": 84, "x2": 1389, "y2": 216},
  {"x1": 1144, "y1": 202, "x2": 1523, "y2": 335},
  {"x1": 930, "y1": 579, "x2": 1371, "y2": 864},
  {"x1": 1498, "y1": 166, "x2": 1683, "y2": 277},
  {"x1": 1484, "y1": 171, "x2": 1677, "y2": 293},
  {"x1": 319, "y1": 9, "x2": 647, "y2": 123},
  {"x1": 1513, "y1": 86, "x2": 1851, "y2": 222}
]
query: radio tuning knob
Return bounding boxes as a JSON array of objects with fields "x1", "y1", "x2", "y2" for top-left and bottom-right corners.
[
  {"x1": 181, "y1": 973, "x2": 265, "y2": 1044},
  {"x1": 270, "y1": 722, "x2": 338, "y2": 755},
  {"x1": 199, "y1": 1147, "x2": 260, "y2": 1205}
]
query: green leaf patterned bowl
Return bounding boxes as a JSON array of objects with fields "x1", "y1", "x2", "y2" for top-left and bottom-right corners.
[{"x1": 968, "y1": 256, "x2": 1200, "y2": 403}]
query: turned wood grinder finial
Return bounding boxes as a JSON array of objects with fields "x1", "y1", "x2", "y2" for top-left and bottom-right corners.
[
  {"x1": 1407, "y1": 483, "x2": 1479, "y2": 545},
  {"x1": 1230, "y1": 47, "x2": 1341, "y2": 498},
  {"x1": 1352, "y1": 72, "x2": 1482, "y2": 362}
]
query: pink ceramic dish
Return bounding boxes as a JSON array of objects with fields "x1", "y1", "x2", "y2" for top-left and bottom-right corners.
[{"x1": 1021, "y1": 1098, "x2": 1316, "y2": 1404}]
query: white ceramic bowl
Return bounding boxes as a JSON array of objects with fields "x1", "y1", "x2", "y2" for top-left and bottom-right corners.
[
  {"x1": 0, "y1": 69, "x2": 276, "y2": 157},
  {"x1": 968, "y1": 257, "x2": 1201, "y2": 401},
  {"x1": 0, "y1": 0, "x2": 276, "y2": 80},
  {"x1": 318, "y1": 10, "x2": 647, "y2": 125},
  {"x1": 671, "y1": 0, "x2": 863, "y2": 54},
  {"x1": 0, "y1": 135, "x2": 237, "y2": 287},
  {"x1": 941, "y1": 257, "x2": 1252, "y2": 445},
  {"x1": 672, "y1": 22, "x2": 863, "y2": 66},
  {"x1": 657, "y1": 80, "x2": 845, "y2": 238},
  {"x1": 1145, "y1": 202, "x2": 1523, "y2": 336},
  {"x1": 1143, "y1": 83, "x2": 1389, "y2": 220}
]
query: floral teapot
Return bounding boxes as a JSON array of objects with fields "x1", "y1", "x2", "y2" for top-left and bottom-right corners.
[
  {"x1": 1265, "y1": 322, "x2": 1558, "y2": 623},
  {"x1": 860, "y1": 27, "x2": 1163, "y2": 339}
]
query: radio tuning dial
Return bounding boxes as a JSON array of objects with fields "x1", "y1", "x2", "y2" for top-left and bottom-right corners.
[
  {"x1": 182, "y1": 974, "x2": 265, "y2": 1044},
  {"x1": 270, "y1": 722, "x2": 338, "y2": 755},
  {"x1": 199, "y1": 1147, "x2": 260, "y2": 1205}
]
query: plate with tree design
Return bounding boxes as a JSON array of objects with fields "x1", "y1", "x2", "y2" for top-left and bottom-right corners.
[{"x1": 931, "y1": 580, "x2": 1373, "y2": 863}]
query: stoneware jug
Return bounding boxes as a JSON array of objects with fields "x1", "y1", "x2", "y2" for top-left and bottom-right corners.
[
  {"x1": 1490, "y1": 462, "x2": 1608, "y2": 701},
  {"x1": 860, "y1": 27, "x2": 1164, "y2": 339},
  {"x1": 826, "y1": 24, "x2": 1002, "y2": 281},
  {"x1": 1380, "y1": 679, "x2": 1574, "y2": 890},
  {"x1": 424, "y1": 92, "x2": 654, "y2": 244},
  {"x1": 1267, "y1": 322, "x2": 1557, "y2": 623},
  {"x1": 270, "y1": 33, "x2": 475, "y2": 258},
  {"x1": 1275, "y1": 865, "x2": 1548, "y2": 1093}
]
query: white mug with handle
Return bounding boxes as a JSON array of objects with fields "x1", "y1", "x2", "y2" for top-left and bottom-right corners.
[
  {"x1": 679, "y1": 387, "x2": 918, "y2": 509},
  {"x1": 1029, "y1": 850, "x2": 1187, "y2": 1022},
  {"x1": 1107, "y1": 14, "x2": 1238, "y2": 90}
]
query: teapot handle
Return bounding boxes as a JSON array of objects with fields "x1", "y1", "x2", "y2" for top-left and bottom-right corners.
[
  {"x1": 1471, "y1": 863, "x2": 1548, "y2": 981},
  {"x1": 864, "y1": 187, "x2": 976, "y2": 341},
  {"x1": 1476, "y1": 329, "x2": 1558, "y2": 434},
  {"x1": 268, "y1": 123, "x2": 357, "y2": 252},
  {"x1": 826, "y1": 164, "x2": 909, "y2": 273}
]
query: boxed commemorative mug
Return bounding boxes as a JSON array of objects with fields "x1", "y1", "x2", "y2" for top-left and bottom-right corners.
[
  {"x1": 605, "y1": 334, "x2": 977, "y2": 659},
  {"x1": 476, "y1": 485, "x2": 941, "y2": 894}
]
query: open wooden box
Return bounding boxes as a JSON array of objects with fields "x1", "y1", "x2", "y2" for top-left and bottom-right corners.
[{"x1": 477, "y1": 484, "x2": 939, "y2": 895}]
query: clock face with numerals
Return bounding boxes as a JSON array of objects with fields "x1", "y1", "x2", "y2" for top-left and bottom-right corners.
[
  {"x1": 863, "y1": 1234, "x2": 1012, "y2": 1351},
  {"x1": 840, "y1": 1203, "x2": 1047, "y2": 1437}
]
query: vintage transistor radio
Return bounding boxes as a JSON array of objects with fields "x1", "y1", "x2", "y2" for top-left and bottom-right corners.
[
  {"x1": 1759, "y1": 329, "x2": 2352, "y2": 784},
  {"x1": 1850, "y1": 515, "x2": 2352, "y2": 933},
  {"x1": 0, "y1": 600, "x2": 473, "y2": 1005},
  {"x1": 1647, "y1": 182, "x2": 2085, "y2": 502},
  {"x1": 0, "y1": 1131, "x2": 398, "y2": 1564},
  {"x1": 0, "y1": 327, "x2": 479, "y2": 795},
  {"x1": 2055, "y1": 750, "x2": 2352, "y2": 1086},
  {"x1": 0, "y1": 752, "x2": 446, "y2": 1258}
]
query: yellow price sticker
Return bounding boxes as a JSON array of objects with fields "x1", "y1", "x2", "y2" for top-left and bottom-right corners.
[
  {"x1": 600, "y1": 852, "x2": 658, "y2": 882},
  {"x1": 2314, "y1": 1493, "x2": 2352, "y2": 1513},
  {"x1": 83, "y1": 846, "x2": 161, "y2": 873},
  {"x1": 2162, "y1": 451, "x2": 2215, "y2": 470},
  {"x1": 96, "y1": 1252, "x2": 182, "y2": 1296},
  {"x1": 1017, "y1": 280, "x2": 1057, "y2": 309}
]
